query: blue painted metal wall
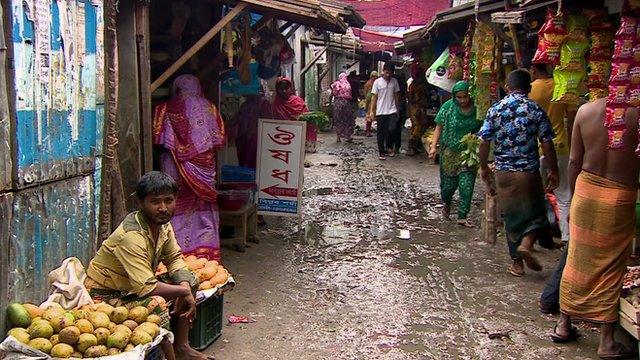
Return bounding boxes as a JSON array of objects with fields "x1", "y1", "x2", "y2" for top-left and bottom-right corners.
[
  {"x1": 1, "y1": 0, "x2": 105, "y2": 333},
  {"x1": 10, "y1": 0, "x2": 104, "y2": 187}
]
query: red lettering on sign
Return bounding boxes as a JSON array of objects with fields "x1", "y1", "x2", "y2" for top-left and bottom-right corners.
[
  {"x1": 268, "y1": 126, "x2": 295, "y2": 145},
  {"x1": 271, "y1": 169, "x2": 291, "y2": 183},
  {"x1": 269, "y1": 149, "x2": 291, "y2": 164}
]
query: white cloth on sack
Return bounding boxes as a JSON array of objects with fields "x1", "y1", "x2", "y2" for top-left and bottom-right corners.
[{"x1": 39, "y1": 257, "x2": 94, "y2": 311}]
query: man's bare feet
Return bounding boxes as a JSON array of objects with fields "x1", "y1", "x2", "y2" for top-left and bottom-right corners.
[{"x1": 175, "y1": 343, "x2": 215, "y2": 360}]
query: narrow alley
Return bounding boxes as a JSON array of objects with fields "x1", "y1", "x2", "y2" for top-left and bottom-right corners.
[{"x1": 210, "y1": 129, "x2": 607, "y2": 360}]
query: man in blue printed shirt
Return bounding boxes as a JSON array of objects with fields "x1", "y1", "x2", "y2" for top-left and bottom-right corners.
[{"x1": 478, "y1": 69, "x2": 559, "y2": 277}]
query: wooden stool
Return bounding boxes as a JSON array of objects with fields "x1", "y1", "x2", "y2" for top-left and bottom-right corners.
[{"x1": 219, "y1": 204, "x2": 258, "y2": 252}]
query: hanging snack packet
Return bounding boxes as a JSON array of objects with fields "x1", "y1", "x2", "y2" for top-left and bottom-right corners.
[
  {"x1": 605, "y1": 106, "x2": 628, "y2": 127},
  {"x1": 613, "y1": 38, "x2": 636, "y2": 61},
  {"x1": 629, "y1": 85, "x2": 640, "y2": 106},
  {"x1": 631, "y1": 64, "x2": 640, "y2": 84},
  {"x1": 610, "y1": 62, "x2": 632, "y2": 83},
  {"x1": 608, "y1": 128, "x2": 627, "y2": 149},
  {"x1": 608, "y1": 83, "x2": 630, "y2": 104},
  {"x1": 589, "y1": 87, "x2": 608, "y2": 101},
  {"x1": 560, "y1": 38, "x2": 589, "y2": 68},
  {"x1": 533, "y1": 10, "x2": 567, "y2": 64},
  {"x1": 553, "y1": 69, "x2": 585, "y2": 103},
  {"x1": 588, "y1": 60, "x2": 611, "y2": 86},
  {"x1": 616, "y1": 16, "x2": 638, "y2": 38}
]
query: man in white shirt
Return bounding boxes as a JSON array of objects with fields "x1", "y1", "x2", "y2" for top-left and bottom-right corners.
[{"x1": 367, "y1": 63, "x2": 400, "y2": 160}]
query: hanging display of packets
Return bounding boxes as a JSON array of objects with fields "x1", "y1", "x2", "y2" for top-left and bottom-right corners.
[
  {"x1": 462, "y1": 22, "x2": 475, "y2": 81},
  {"x1": 472, "y1": 21, "x2": 500, "y2": 121},
  {"x1": 532, "y1": 9, "x2": 568, "y2": 65},
  {"x1": 606, "y1": 15, "x2": 640, "y2": 149},
  {"x1": 585, "y1": 9, "x2": 614, "y2": 101}
]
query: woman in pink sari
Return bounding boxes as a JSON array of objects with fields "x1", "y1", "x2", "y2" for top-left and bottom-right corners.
[{"x1": 153, "y1": 74, "x2": 225, "y2": 261}]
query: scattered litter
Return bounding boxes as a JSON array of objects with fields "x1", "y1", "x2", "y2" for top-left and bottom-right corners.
[
  {"x1": 228, "y1": 315, "x2": 255, "y2": 324},
  {"x1": 397, "y1": 230, "x2": 411, "y2": 240}
]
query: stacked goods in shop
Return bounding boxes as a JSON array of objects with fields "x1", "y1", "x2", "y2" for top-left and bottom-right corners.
[
  {"x1": 447, "y1": 45, "x2": 464, "y2": 81},
  {"x1": 552, "y1": 14, "x2": 588, "y2": 106},
  {"x1": 585, "y1": 10, "x2": 615, "y2": 101},
  {"x1": 5, "y1": 302, "x2": 163, "y2": 358},
  {"x1": 606, "y1": 15, "x2": 640, "y2": 149},
  {"x1": 156, "y1": 255, "x2": 230, "y2": 291},
  {"x1": 472, "y1": 22, "x2": 501, "y2": 121}
]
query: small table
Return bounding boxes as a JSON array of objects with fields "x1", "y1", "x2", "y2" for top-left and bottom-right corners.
[{"x1": 219, "y1": 204, "x2": 258, "y2": 252}]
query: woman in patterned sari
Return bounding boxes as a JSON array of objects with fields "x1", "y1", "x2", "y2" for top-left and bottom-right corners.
[
  {"x1": 428, "y1": 81, "x2": 480, "y2": 227},
  {"x1": 153, "y1": 74, "x2": 225, "y2": 261},
  {"x1": 331, "y1": 72, "x2": 355, "y2": 142}
]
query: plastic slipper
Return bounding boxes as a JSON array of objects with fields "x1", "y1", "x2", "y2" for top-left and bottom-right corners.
[
  {"x1": 517, "y1": 246, "x2": 543, "y2": 271},
  {"x1": 506, "y1": 265, "x2": 524, "y2": 277},
  {"x1": 551, "y1": 325, "x2": 581, "y2": 343},
  {"x1": 457, "y1": 219, "x2": 475, "y2": 228},
  {"x1": 598, "y1": 343, "x2": 636, "y2": 359}
]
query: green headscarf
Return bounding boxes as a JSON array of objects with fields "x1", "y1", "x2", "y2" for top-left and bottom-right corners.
[{"x1": 452, "y1": 80, "x2": 470, "y2": 97}]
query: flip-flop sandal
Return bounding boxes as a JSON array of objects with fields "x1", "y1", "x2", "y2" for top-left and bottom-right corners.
[
  {"x1": 506, "y1": 265, "x2": 524, "y2": 277},
  {"x1": 457, "y1": 219, "x2": 475, "y2": 228},
  {"x1": 517, "y1": 246, "x2": 543, "y2": 271},
  {"x1": 551, "y1": 324, "x2": 581, "y2": 343},
  {"x1": 441, "y1": 208, "x2": 451, "y2": 221},
  {"x1": 598, "y1": 343, "x2": 636, "y2": 359}
]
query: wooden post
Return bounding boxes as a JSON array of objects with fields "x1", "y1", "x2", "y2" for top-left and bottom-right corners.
[
  {"x1": 300, "y1": 45, "x2": 328, "y2": 77},
  {"x1": 135, "y1": 1, "x2": 152, "y2": 173},
  {"x1": 150, "y1": 3, "x2": 247, "y2": 92}
]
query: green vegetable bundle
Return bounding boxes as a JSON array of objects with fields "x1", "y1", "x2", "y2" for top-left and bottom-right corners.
[
  {"x1": 459, "y1": 133, "x2": 481, "y2": 169},
  {"x1": 299, "y1": 111, "x2": 331, "y2": 131}
]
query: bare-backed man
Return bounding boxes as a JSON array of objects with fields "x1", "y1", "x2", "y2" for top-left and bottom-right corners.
[{"x1": 552, "y1": 98, "x2": 639, "y2": 359}]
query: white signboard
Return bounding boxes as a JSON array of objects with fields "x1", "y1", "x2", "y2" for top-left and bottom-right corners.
[{"x1": 256, "y1": 119, "x2": 306, "y2": 217}]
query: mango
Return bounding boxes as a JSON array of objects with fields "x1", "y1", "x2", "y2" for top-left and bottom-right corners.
[
  {"x1": 75, "y1": 319, "x2": 94, "y2": 334},
  {"x1": 58, "y1": 326, "x2": 81, "y2": 345},
  {"x1": 88, "y1": 311, "x2": 110, "y2": 329},
  {"x1": 7, "y1": 327, "x2": 30, "y2": 344},
  {"x1": 7, "y1": 303, "x2": 31, "y2": 328},
  {"x1": 28, "y1": 338, "x2": 53, "y2": 354},
  {"x1": 50, "y1": 343, "x2": 74, "y2": 358},
  {"x1": 106, "y1": 331, "x2": 129, "y2": 350},
  {"x1": 110, "y1": 306, "x2": 129, "y2": 324},
  {"x1": 76, "y1": 333, "x2": 97, "y2": 353},
  {"x1": 84, "y1": 345, "x2": 107, "y2": 358},
  {"x1": 22, "y1": 304, "x2": 44, "y2": 319},
  {"x1": 130, "y1": 330, "x2": 152, "y2": 346},
  {"x1": 28, "y1": 321, "x2": 54, "y2": 339},
  {"x1": 146, "y1": 314, "x2": 161, "y2": 325},
  {"x1": 128, "y1": 306, "x2": 149, "y2": 324},
  {"x1": 122, "y1": 320, "x2": 138, "y2": 331}
]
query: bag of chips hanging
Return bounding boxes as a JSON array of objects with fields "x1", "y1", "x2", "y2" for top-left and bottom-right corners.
[
  {"x1": 553, "y1": 69, "x2": 584, "y2": 103},
  {"x1": 616, "y1": 16, "x2": 639, "y2": 38},
  {"x1": 532, "y1": 9, "x2": 567, "y2": 64},
  {"x1": 608, "y1": 128, "x2": 627, "y2": 149},
  {"x1": 610, "y1": 62, "x2": 633, "y2": 83},
  {"x1": 605, "y1": 106, "x2": 629, "y2": 127}
]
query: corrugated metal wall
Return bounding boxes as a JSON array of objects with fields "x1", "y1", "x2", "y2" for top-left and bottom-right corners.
[{"x1": 1, "y1": 0, "x2": 105, "y2": 334}]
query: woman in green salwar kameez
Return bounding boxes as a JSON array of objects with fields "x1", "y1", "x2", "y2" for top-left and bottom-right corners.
[{"x1": 428, "y1": 81, "x2": 481, "y2": 226}]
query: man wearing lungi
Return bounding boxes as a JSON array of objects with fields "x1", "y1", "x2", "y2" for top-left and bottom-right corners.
[
  {"x1": 551, "y1": 98, "x2": 639, "y2": 359},
  {"x1": 479, "y1": 69, "x2": 559, "y2": 277}
]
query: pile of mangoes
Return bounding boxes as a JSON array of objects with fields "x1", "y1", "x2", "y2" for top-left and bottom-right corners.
[{"x1": 5, "y1": 302, "x2": 162, "y2": 358}]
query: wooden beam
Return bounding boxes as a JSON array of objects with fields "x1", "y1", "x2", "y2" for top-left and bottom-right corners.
[
  {"x1": 284, "y1": 23, "x2": 302, "y2": 39},
  {"x1": 300, "y1": 45, "x2": 328, "y2": 77},
  {"x1": 150, "y1": 3, "x2": 247, "y2": 92},
  {"x1": 251, "y1": 15, "x2": 272, "y2": 32},
  {"x1": 135, "y1": 1, "x2": 152, "y2": 173},
  {"x1": 478, "y1": 14, "x2": 514, "y2": 49},
  {"x1": 279, "y1": 21, "x2": 293, "y2": 32}
]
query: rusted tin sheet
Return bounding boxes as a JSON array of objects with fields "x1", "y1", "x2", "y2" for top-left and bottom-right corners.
[
  {"x1": 0, "y1": 2, "x2": 11, "y2": 192},
  {"x1": 5, "y1": 176, "x2": 96, "y2": 314},
  {"x1": 0, "y1": 193, "x2": 13, "y2": 336},
  {"x1": 10, "y1": 0, "x2": 104, "y2": 189}
]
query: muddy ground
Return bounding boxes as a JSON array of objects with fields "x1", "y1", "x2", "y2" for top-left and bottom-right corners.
[{"x1": 207, "y1": 126, "x2": 634, "y2": 360}]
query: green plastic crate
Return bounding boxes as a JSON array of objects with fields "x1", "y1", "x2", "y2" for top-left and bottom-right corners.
[{"x1": 189, "y1": 294, "x2": 224, "y2": 350}]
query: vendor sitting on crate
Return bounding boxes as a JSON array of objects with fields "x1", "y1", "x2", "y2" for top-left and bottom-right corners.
[{"x1": 85, "y1": 171, "x2": 213, "y2": 360}]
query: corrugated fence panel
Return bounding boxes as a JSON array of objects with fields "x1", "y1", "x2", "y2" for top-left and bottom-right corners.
[
  {"x1": 0, "y1": 3, "x2": 12, "y2": 192},
  {"x1": 10, "y1": 0, "x2": 103, "y2": 189},
  {"x1": 6, "y1": 176, "x2": 95, "y2": 309},
  {"x1": 0, "y1": 193, "x2": 13, "y2": 335}
]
